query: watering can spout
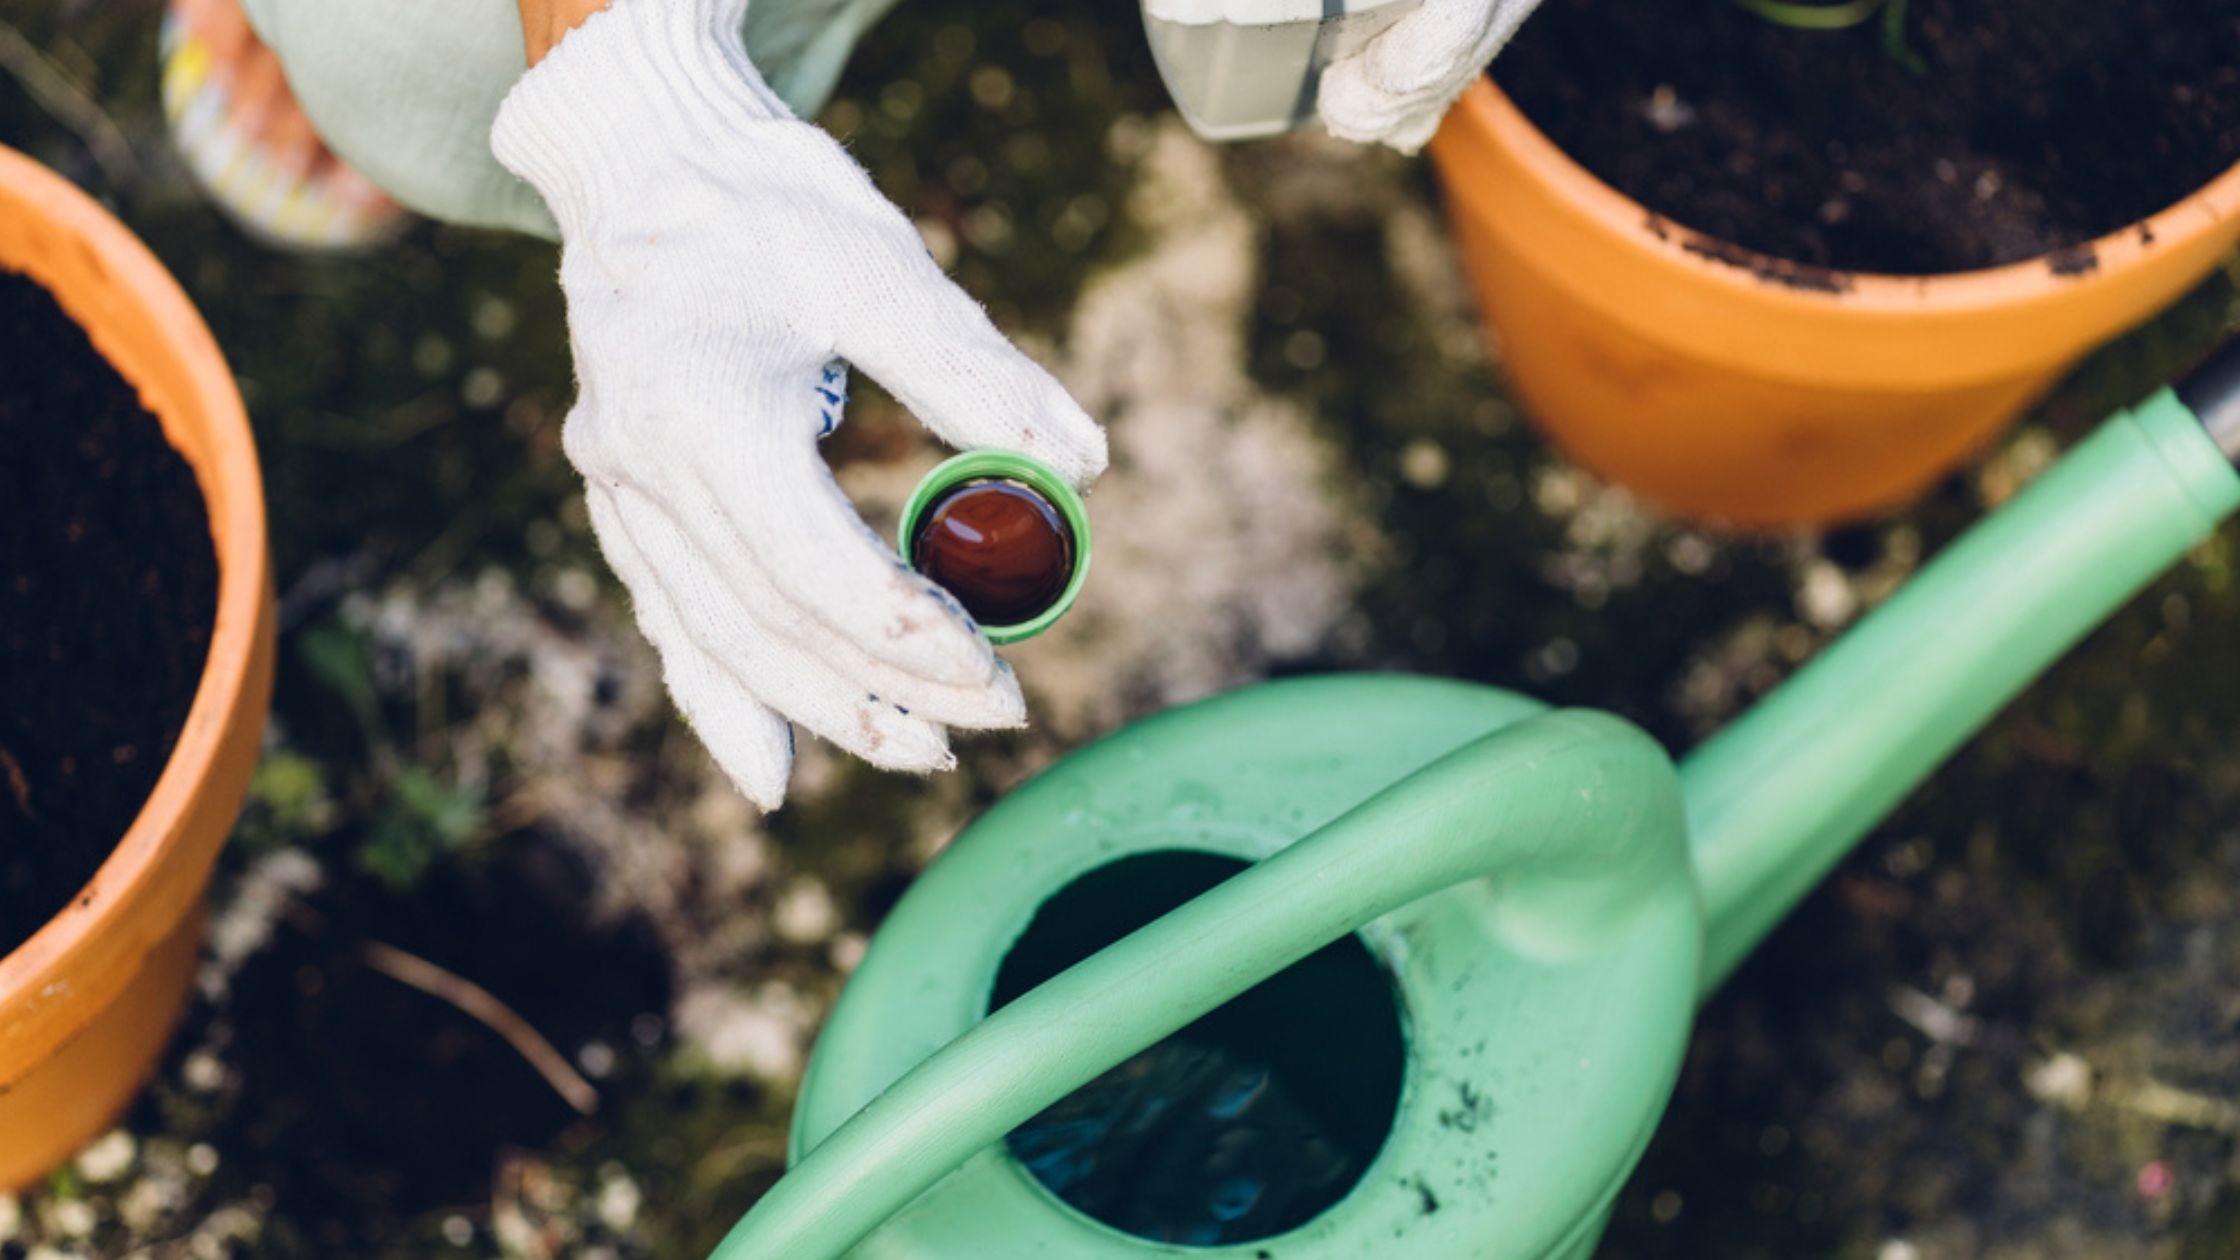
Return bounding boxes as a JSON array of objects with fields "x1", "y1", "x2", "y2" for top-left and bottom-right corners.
[
  {"x1": 713, "y1": 709, "x2": 1692, "y2": 1260},
  {"x1": 1681, "y1": 353, "x2": 2240, "y2": 993}
]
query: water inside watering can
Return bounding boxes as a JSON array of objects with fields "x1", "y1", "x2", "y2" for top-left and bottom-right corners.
[
  {"x1": 1009, "y1": 1039, "x2": 1356, "y2": 1244},
  {"x1": 994, "y1": 851, "x2": 1407, "y2": 1246}
]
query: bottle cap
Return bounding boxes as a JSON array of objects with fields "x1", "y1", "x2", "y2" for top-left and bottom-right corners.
[{"x1": 898, "y1": 450, "x2": 1093, "y2": 644}]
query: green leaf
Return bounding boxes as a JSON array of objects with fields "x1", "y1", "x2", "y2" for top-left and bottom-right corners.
[
  {"x1": 298, "y1": 619, "x2": 387, "y2": 750},
  {"x1": 1728, "y1": 0, "x2": 1884, "y2": 32},
  {"x1": 355, "y1": 765, "x2": 484, "y2": 891}
]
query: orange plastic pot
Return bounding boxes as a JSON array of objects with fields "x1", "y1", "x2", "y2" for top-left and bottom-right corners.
[
  {"x1": 0, "y1": 145, "x2": 274, "y2": 1188},
  {"x1": 1428, "y1": 79, "x2": 2240, "y2": 526}
]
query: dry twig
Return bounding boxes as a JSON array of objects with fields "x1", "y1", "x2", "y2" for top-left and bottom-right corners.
[{"x1": 360, "y1": 939, "x2": 601, "y2": 1115}]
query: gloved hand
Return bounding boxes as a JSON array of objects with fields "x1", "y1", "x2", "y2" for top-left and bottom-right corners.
[
  {"x1": 1318, "y1": 0, "x2": 1543, "y2": 154},
  {"x1": 490, "y1": 0, "x2": 1107, "y2": 810}
]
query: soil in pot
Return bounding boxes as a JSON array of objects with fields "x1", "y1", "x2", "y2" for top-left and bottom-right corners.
[
  {"x1": 1495, "y1": 0, "x2": 2240, "y2": 275},
  {"x1": 2, "y1": 267, "x2": 219, "y2": 958}
]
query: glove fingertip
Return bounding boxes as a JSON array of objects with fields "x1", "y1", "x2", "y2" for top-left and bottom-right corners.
[
  {"x1": 1013, "y1": 391, "x2": 1109, "y2": 490},
  {"x1": 916, "y1": 747, "x2": 962, "y2": 776},
  {"x1": 735, "y1": 780, "x2": 790, "y2": 813},
  {"x1": 972, "y1": 666, "x2": 1031, "y2": 731},
  {"x1": 1047, "y1": 423, "x2": 1110, "y2": 490},
  {"x1": 1388, "y1": 120, "x2": 1439, "y2": 157},
  {"x1": 1316, "y1": 60, "x2": 1393, "y2": 145},
  {"x1": 694, "y1": 709, "x2": 795, "y2": 812},
  {"x1": 1317, "y1": 73, "x2": 1443, "y2": 154},
  {"x1": 863, "y1": 723, "x2": 956, "y2": 775},
  {"x1": 734, "y1": 753, "x2": 794, "y2": 813}
]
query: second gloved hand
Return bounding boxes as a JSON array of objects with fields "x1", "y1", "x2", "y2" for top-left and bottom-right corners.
[
  {"x1": 491, "y1": 0, "x2": 1107, "y2": 810},
  {"x1": 1318, "y1": 0, "x2": 1543, "y2": 153}
]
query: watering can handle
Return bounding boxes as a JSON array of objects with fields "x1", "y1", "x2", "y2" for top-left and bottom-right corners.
[{"x1": 712, "y1": 708, "x2": 1689, "y2": 1260}]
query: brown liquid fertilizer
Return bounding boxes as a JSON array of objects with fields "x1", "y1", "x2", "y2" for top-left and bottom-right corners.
[{"x1": 910, "y1": 479, "x2": 1075, "y2": 628}]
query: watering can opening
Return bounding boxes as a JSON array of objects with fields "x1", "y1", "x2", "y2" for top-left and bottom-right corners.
[{"x1": 990, "y1": 849, "x2": 1410, "y2": 1249}]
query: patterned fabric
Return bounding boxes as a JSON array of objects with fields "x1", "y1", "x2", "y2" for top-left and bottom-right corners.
[{"x1": 161, "y1": 10, "x2": 406, "y2": 250}]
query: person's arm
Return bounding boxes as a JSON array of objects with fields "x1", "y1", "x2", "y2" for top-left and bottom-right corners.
[
  {"x1": 489, "y1": 0, "x2": 1107, "y2": 810},
  {"x1": 516, "y1": 0, "x2": 611, "y2": 65}
]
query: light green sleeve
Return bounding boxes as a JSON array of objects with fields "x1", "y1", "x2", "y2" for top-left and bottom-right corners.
[{"x1": 239, "y1": 0, "x2": 901, "y2": 241}]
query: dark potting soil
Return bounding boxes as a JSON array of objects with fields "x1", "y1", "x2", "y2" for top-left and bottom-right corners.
[
  {"x1": 1495, "y1": 0, "x2": 2240, "y2": 275},
  {"x1": 1, "y1": 267, "x2": 219, "y2": 958}
]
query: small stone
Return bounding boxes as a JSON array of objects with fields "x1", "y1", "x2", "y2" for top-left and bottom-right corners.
[
  {"x1": 674, "y1": 983, "x2": 809, "y2": 1081},
  {"x1": 1643, "y1": 84, "x2": 1696, "y2": 133},
  {"x1": 48, "y1": 1199, "x2": 95, "y2": 1238},
  {"x1": 1797, "y1": 560, "x2": 1857, "y2": 629},
  {"x1": 182, "y1": 1050, "x2": 226, "y2": 1093},
  {"x1": 774, "y1": 881, "x2": 838, "y2": 945},
  {"x1": 471, "y1": 296, "x2": 518, "y2": 341},
  {"x1": 1666, "y1": 534, "x2": 1716, "y2": 576},
  {"x1": 596, "y1": 1168, "x2": 642, "y2": 1233},
  {"x1": 2026, "y1": 1052, "x2": 2093, "y2": 1109},
  {"x1": 119, "y1": 1179, "x2": 177, "y2": 1235},
  {"x1": 576, "y1": 1040, "x2": 617, "y2": 1080},
  {"x1": 969, "y1": 65, "x2": 1015, "y2": 112},
  {"x1": 1400, "y1": 439, "x2": 1450, "y2": 490},
  {"x1": 461, "y1": 367, "x2": 505, "y2": 410},
  {"x1": 74, "y1": 1131, "x2": 134, "y2": 1183},
  {"x1": 551, "y1": 567, "x2": 598, "y2": 612}
]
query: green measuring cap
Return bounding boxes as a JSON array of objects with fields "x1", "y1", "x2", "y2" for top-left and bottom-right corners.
[{"x1": 898, "y1": 449, "x2": 1093, "y2": 645}]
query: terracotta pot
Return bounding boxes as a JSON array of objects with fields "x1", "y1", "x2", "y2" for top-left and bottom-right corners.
[
  {"x1": 0, "y1": 145, "x2": 274, "y2": 1188},
  {"x1": 1428, "y1": 79, "x2": 2240, "y2": 526}
]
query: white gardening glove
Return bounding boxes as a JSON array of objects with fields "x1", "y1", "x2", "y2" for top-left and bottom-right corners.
[
  {"x1": 1318, "y1": 0, "x2": 1544, "y2": 154},
  {"x1": 490, "y1": 0, "x2": 1106, "y2": 810}
]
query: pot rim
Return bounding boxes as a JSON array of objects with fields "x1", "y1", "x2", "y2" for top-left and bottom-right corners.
[
  {"x1": 1450, "y1": 77, "x2": 2240, "y2": 315},
  {"x1": 0, "y1": 148, "x2": 268, "y2": 999}
]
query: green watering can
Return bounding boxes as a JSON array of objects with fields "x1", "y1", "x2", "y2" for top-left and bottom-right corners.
[{"x1": 712, "y1": 339, "x2": 2240, "y2": 1259}]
